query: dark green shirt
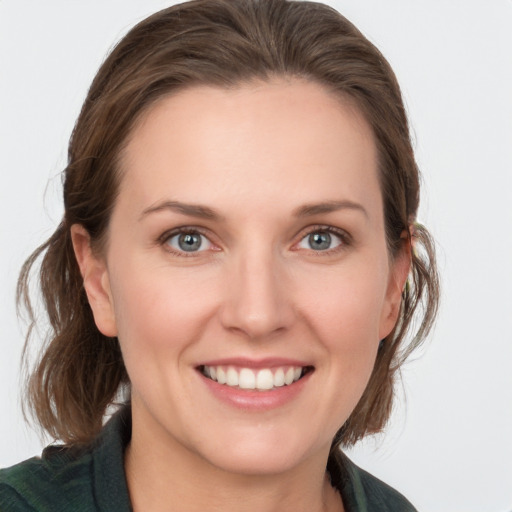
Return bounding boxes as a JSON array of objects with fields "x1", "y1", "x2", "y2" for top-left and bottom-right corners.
[{"x1": 0, "y1": 408, "x2": 416, "y2": 511}]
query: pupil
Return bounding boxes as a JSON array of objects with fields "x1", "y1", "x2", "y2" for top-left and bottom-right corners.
[
  {"x1": 178, "y1": 233, "x2": 202, "y2": 252},
  {"x1": 309, "y1": 232, "x2": 331, "y2": 250}
]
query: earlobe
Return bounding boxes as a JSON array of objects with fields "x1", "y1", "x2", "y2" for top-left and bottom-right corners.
[
  {"x1": 70, "y1": 224, "x2": 118, "y2": 337},
  {"x1": 379, "y1": 233, "x2": 412, "y2": 340}
]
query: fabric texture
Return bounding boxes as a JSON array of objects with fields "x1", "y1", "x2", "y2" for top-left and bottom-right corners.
[{"x1": 0, "y1": 408, "x2": 416, "y2": 511}]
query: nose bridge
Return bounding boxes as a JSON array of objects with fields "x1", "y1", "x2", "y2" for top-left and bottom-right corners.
[{"x1": 221, "y1": 239, "x2": 293, "y2": 339}]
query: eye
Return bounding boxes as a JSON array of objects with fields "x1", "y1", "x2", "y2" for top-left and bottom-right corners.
[
  {"x1": 165, "y1": 230, "x2": 213, "y2": 254},
  {"x1": 297, "y1": 228, "x2": 344, "y2": 252}
]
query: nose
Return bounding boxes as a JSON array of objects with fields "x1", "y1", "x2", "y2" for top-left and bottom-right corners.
[{"x1": 220, "y1": 246, "x2": 295, "y2": 340}]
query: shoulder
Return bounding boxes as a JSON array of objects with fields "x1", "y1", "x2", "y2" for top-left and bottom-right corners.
[
  {"x1": 0, "y1": 407, "x2": 132, "y2": 512},
  {"x1": 350, "y1": 461, "x2": 417, "y2": 511},
  {"x1": 0, "y1": 444, "x2": 96, "y2": 512},
  {"x1": 328, "y1": 451, "x2": 417, "y2": 512}
]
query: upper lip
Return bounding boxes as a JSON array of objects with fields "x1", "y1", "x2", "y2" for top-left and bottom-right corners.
[{"x1": 197, "y1": 357, "x2": 312, "y2": 369}]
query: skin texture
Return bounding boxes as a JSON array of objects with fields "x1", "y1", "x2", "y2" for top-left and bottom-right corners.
[{"x1": 71, "y1": 79, "x2": 409, "y2": 512}]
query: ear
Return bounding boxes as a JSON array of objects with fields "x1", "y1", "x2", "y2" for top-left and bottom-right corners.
[
  {"x1": 379, "y1": 232, "x2": 412, "y2": 340},
  {"x1": 70, "y1": 224, "x2": 118, "y2": 337}
]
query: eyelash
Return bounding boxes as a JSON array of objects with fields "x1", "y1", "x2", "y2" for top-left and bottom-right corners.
[
  {"x1": 294, "y1": 225, "x2": 351, "y2": 255},
  {"x1": 157, "y1": 225, "x2": 351, "y2": 257},
  {"x1": 158, "y1": 227, "x2": 215, "y2": 257}
]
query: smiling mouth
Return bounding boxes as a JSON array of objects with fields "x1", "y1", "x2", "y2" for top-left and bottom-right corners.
[{"x1": 200, "y1": 365, "x2": 314, "y2": 391}]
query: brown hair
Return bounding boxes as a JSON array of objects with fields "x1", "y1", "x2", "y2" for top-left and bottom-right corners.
[{"x1": 18, "y1": 0, "x2": 439, "y2": 448}]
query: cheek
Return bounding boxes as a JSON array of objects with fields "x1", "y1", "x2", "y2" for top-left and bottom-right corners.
[
  {"x1": 297, "y1": 263, "x2": 387, "y2": 395},
  {"x1": 315, "y1": 292, "x2": 381, "y2": 382},
  {"x1": 300, "y1": 264, "x2": 388, "y2": 345},
  {"x1": 108, "y1": 261, "x2": 219, "y2": 369}
]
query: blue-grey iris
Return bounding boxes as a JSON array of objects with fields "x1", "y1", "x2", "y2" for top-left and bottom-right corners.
[
  {"x1": 178, "y1": 233, "x2": 202, "y2": 252},
  {"x1": 309, "y1": 232, "x2": 331, "y2": 251}
]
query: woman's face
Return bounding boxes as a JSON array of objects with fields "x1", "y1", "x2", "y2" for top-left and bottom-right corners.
[{"x1": 77, "y1": 79, "x2": 408, "y2": 475}]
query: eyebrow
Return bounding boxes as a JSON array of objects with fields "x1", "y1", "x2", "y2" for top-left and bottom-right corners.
[
  {"x1": 139, "y1": 200, "x2": 223, "y2": 221},
  {"x1": 139, "y1": 199, "x2": 368, "y2": 222},
  {"x1": 293, "y1": 200, "x2": 368, "y2": 219}
]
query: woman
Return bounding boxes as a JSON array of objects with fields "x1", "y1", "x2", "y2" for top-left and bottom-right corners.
[{"x1": 0, "y1": 0, "x2": 438, "y2": 510}]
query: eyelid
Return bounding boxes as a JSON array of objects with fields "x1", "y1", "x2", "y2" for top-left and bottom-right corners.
[
  {"x1": 158, "y1": 226, "x2": 219, "y2": 256},
  {"x1": 292, "y1": 224, "x2": 352, "y2": 253},
  {"x1": 156, "y1": 224, "x2": 352, "y2": 257}
]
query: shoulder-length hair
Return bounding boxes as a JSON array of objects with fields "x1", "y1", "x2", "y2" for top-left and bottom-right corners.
[{"x1": 18, "y1": 0, "x2": 439, "y2": 449}]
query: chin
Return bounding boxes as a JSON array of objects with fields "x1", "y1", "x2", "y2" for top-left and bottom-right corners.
[
  {"x1": 205, "y1": 449, "x2": 308, "y2": 477},
  {"x1": 190, "y1": 428, "x2": 328, "y2": 477}
]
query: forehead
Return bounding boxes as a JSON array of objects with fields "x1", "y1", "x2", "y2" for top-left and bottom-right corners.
[{"x1": 117, "y1": 79, "x2": 379, "y2": 215}]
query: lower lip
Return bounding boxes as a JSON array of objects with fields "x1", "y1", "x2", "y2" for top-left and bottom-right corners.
[{"x1": 199, "y1": 370, "x2": 313, "y2": 411}]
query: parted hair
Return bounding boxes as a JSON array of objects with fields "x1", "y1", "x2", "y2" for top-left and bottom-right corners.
[{"x1": 18, "y1": 0, "x2": 439, "y2": 449}]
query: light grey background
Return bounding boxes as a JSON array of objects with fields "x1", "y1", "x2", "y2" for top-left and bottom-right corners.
[{"x1": 1, "y1": 1, "x2": 511, "y2": 511}]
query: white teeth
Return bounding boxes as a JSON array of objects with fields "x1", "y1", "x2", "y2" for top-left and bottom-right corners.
[
  {"x1": 239, "y1": 368, "x2": 256, "y2": 389},
  {"x1": 256, "y1": 369, "x2": 274, "y2": 390},
  {"x1": 226, "y1": 367, "x2": 238, "y2": 386},
  {"x1": 203, "y1": 365, "x2": 306, "y2": 390},
  {"x1": 284, "y1": 367, "x2": 295, "y2": 385},
  {"x1": 273, "y1": 368, "x2": 285, "y2": 387},
  {"x1": 217, "y1": 367, "x2": 227, "y2": 384}
]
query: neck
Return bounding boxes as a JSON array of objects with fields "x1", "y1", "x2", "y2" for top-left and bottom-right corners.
[{"x1": 124, "y1": 409, "x2": 343, "y2": 512}]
